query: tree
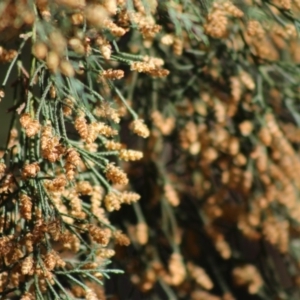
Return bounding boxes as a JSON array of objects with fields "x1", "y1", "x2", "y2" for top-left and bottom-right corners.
[{"x1": 1, "y1": 0, "x2": 300, "y2": 299}]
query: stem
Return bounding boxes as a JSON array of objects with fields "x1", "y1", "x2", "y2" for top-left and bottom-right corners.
[
  {"x1": 36, "y1": 80, "x2": 52, "y2": 118},
  {"x1": 1, "y1": 34, "x2": 31, "y2": 87},
  {"x1": 29, "y1": 63, "x2": 45, "y2": 86},
  {"x1": 114, "y1": 86, "x2": 138, "y2": 119},
  {"x1": 34, "y1": 274, "x2": 45, "y2": 300},
  {"x1": 53, "y1": 277, "x2": 74, "y2": 300},
  {"x1": 65, "y1": 274, "x2": 88, "y2": 290},
  {"x1": 158, "y1": 278, "x2": 177, "y2": 300}
]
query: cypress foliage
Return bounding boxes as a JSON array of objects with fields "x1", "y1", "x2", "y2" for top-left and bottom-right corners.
[{"x1": 1, "y1": 0, "x2": 300, "y2": 299}]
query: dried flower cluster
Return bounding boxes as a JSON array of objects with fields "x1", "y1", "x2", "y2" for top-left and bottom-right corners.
[
  {"x1": 2, "y1": 0, "x2": 300, "y2": 299},
  {"x1": 0, "y1": 0, "x2": 157, "y2": 298},
  {"x1": 103, "y1": 1, "x2": 300, "y2": 299}
]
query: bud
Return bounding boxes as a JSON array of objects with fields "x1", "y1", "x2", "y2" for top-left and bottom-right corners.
[
  {"x1": 32, "y1": 42, "x2": 48, "y2": 60},
  {"x1": 55, "y1": 0, "x2": 86, "y2": 9},
  {"x1": 71, "y1": 13, "x2": 84, "y2": 25},
  {"x1": 46, "y1": 51, "x2": 60, "y2": 73},
  {"x1": 60, "y1": 60, "x2": 75, "y2": 77},
  {"x1": 85, "y1": 5, "x2": 109, "y2": 28},
  {"x1": 68, "y1": 38, "x2": 85, "y2": 55}
]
